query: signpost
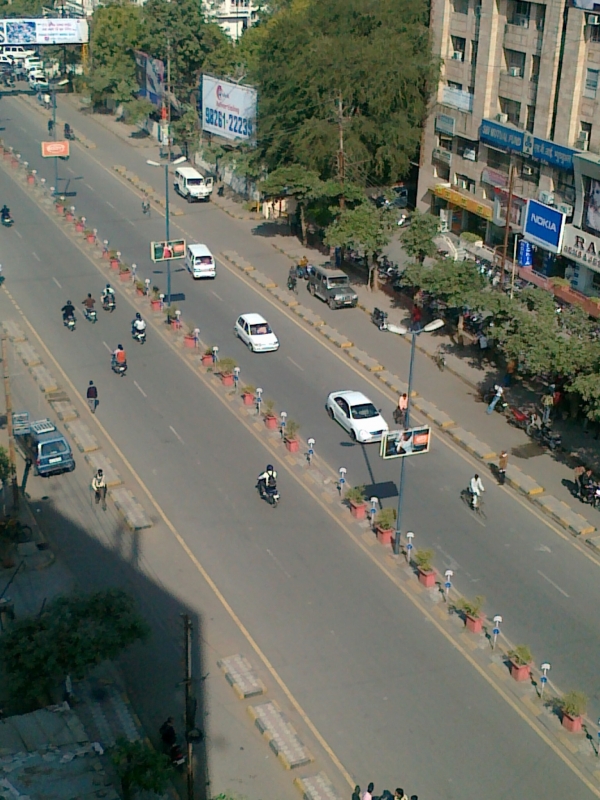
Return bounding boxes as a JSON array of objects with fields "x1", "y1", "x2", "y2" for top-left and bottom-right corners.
[
  {"x1": 150, "y1": 239, "x2": 185, "y2": 263},
  {"x1": 380, "y1": 426, "x2": 431, "y2": 460},
  {"x1": 41, "y1": 140, "x2": 69, "y2": 158}
]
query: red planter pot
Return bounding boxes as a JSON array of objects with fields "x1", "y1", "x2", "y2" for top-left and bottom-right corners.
[
  {"x1": 27, "y1": 175, "x2": 35, "y2": 185},
  {"x1": 201, "y1": 354, "x2": 213, "y2": 366},
  {"x1": 376, "y1": 525, "x2": 394, "y2": 546},
  {"x1": 136, "y1": 287, "x2": 145, "y2": 296},
  {"x1": 102, "y1": 250, "x2": 110, "y2": 260},
  {"x1": 170, "y1": 319, "x2": 182, "y2": 331},
  {"x1": 55, "y1": 204, "x2": 64, "y2": 214},
  {"x1": 349, "y1": 501, "x2": 367, "y2": 520},
  {"x1": 562, "y1": 713, "x2": 583, "y2": 733},
  {"x1": 110, "y1": 259, "x2": 120, "y2": 270},
  {"x1": 75, "y1": 223, "x2": 84, "y2": 233},
  {"x1": 242, "y1": 392, "x2": 255, "y2": 406},
  {"x1": 285, "y1": 437, "x2": 300, "y2": 453},
  {"x1": 264, "y1": 415, "x2": 278, "y2": 430},
  {"x1": 86, "y1": 234, "x2": 95, "y2": 244},
  {"x1": 119, "y1": 271, "x2": 131, "y2": 282},
  {"x1": 465, "y1": 614, "x2": 483, "y2": 634},
  {"x1": 418, "y1": 568, "x2": 436, "y2": 588},
  {"x1": 3, "y1": 151, "x2": 11, "y2": 160},
  {"x1": 65, "y1": 213, "x2": 74, "y2": 222},
  {"x1": 183, "y1": 334, "x2": 196, "y2": 348},
  {"x1": 10, "y1": 159, "x2": 18, "y2": 168},
  {"x1": 509, "y1": 661, "x2": 531, "y2": 682},
  {"x1": 151, "y1": 299, "x2": 162, "y2": 311},
  {"x1": 221, "y1": 373, "x2": 235, "y2": 386}
]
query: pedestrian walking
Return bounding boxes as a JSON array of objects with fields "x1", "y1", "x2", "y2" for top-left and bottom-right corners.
[
  {"x1": 541, "y1": 391, "x2": 553, "y2": 424},
  {"x1": 91, "y1": 469, "x2": 107, "y2": 509},
  {"x1": 410, "y1": 305, "x2": 422, "y2": 331},
  {"x1": 486, "y1": 384, "x2": 503, "y2": 414},
  {"x1": 477, "y1": 331, "x2": 488, "y2": 362},
  {"x1": 86, "y1": 380, "x2": 98, "y2": 413},
  {"x1": 498, "y1": 450, "x2": 508, "y2": 485},
  {"x1": 352, "y1": 786, "x2": 361, "y2": 800},
  {"x1": 503, "y1": 358, "x2": 516, "y2": 387},
  {"x1": 362, "y1": 783, "x2": 374, "y2": 800},
  {"x1": 394, "y1": 393, "x2": 408, "y2": 427},
  {"x1": 394, "y1": 789, "x2": 408, "y2": 800}
]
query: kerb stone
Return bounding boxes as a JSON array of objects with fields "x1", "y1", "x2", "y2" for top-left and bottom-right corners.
[
  {"x1": 533, "y1": 495, "x2": 594, "y2": 535},
  {"x1": 30, "y1": 365, "x2": 58, "y2": 394},
  {"x1": 412, "y1": 397, "x2": 455, "y2": 428},
  {"x1": 84, "y1": 452, "x2": 122, "y2": 487},
  {"x1": 252, "y1": 270, "x2": 277, "y2": 289},
  {"x1": 346, "y1": 347, "x2": 383, "y2": 371},
  {"x1": 50, "y1": 401, "x2": 78, "y2": 421},
  {"x1": 218, "y1": 654, "x2": 265, "y2": 699},
  {"x1": 248, "y1": 701, "x2": 312, "y2": 769},
  {"x1": 504, "y1": 464, "x2": 544, "y2": 496},
  {"x1": 294, "y1": 773, "x2": 342, "y2": 800},
  {"x1": 294, "y1": 306, "x2": 324, "y2": 327},
  {"x1": 318, "y1": 325, "x2": 352, "y2": 348},
  {"x1": 15, "y1": 342, "x2": 41, "y2": 366},
  {"x1": 3, "y1": 320, "x2": 26, "y2": 341},
  {"x1": 447, "y1": 426, "x2": 496, "y2": 460},
  {"x1": 65, "y1": 420, "x2": 99, "y2": 453},
  {"x1": 109, "y1": 487, "x2": 152, "y2": 530}
]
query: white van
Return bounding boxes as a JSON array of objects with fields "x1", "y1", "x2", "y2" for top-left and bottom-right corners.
[
  {"x1": 3, "y1": 45, "x2": 36, "y2": 60},
  {"x1": 186, "y1": 244, "x2": 216, "y2": 279},
  {"x1": 174, "y1": 166, "x2": 213, "y2": 203}
]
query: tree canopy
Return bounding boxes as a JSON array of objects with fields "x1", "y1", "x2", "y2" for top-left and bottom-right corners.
[
  {"x1": 88, "y1": 3, "x2": 143, "y2": 106},
  {"x1": 112, "y1": 739, "x2": 171, "y2": 800},
  {"x1": 400, "y1": 211, "x2": 440, "y2": 263}
]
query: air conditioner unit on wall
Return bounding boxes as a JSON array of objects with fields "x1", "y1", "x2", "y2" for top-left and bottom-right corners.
[
  {"x1": 539, "y1": 190, "x2": 554, "y2": 205},
  {"x1": 558, "y1": 202, "x2": 573, "y2": 216},
  {"x1": 588, "y1": 14, "x2": 600, "y2": 24},
  {"x1": 579, "y1": 129, "x2": 590, "y2": 141},
  {"x1": 452, "y1": 51, "x2": 464, "y2": 60},
  {"x1": 496, "y1": 113, "x2": 509, "y2": 123},
  {"x1": 509, "y1": 66, "x2": 522, "y2": 77},
  {"x1": 522, "y1": 165, "x2": 534, "y2": 175}
]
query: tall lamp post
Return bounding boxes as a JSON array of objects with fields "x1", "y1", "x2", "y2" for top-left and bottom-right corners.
[
  {"x1": 50, "y1": 78, "x2": 69, "y2": 196},
  {"x1": 147, "y1": 156, "x2": 186, "y2": 305},
  {"x1": 389, "y1": 319, "x2": 444, "y2": 554}
]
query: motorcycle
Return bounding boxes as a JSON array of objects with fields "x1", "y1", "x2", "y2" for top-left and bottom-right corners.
[
  {"x1": 508, "y1": 405, "x2": 531, "y2": 430},
  {"x1": 83, "y1": 307, "x2": 97, "y2": 324},
  {"x1": 166, "y1": 741, "x2": 186, "y2": 768},
  {"x1": 64, "y1": 124, "x2": 75, "y2": 141},
  {"x1": 102, "y1": 295, "x2": 115, "y2": 312},
  {"x1": 529, "y1": 422, "x2": 561, "y2": 450},
  {"x1": 371, "y1": 307, "x2": 388, "y2": 331},
  {"x1": 1, "y1": 215, "x2": 14, "y2": 228},
  {"x1": 257, "y1": 480, "x2": 279, "y2": 507},
  {"x1": 63, "y1": 315, "x2": 76, "y2": 332},
  {"x1": 483, "y1": 388, "x2": 508, "y2": 414},
  {"x1": 111, "y1": 358, "x2": 127, "y2": 376},
  {"x1": 287, "y1": 275, "x2": 298, "y2": 293},
  {"x1": 132, "y1": 327, "x2": 146, "y2": 344}
]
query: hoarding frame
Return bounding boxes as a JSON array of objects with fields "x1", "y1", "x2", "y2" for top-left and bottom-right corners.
[{"x1": 200, "y1": 74, "x2": 257, "y2": 143}]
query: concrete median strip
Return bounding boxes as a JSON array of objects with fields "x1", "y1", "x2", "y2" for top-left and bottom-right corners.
[
  {"x1": 251, "y1": 270, "x2": 278, "y2": 290},
  {"x1": 411, "y1": 397, "x2": 455, "y2": 429},
  {"x1": 29, "y1": 365, "x2": 58, "y2": 394},
  {"x1": 504, "y1": 464, "x2": 544, "y2": 496},
  {"x1": 2, "y1": 320, "x2": 26, "y2": 342},
  {"x1": 346, "y1": 346, "x2": 383, "y2": 372},
  {"x1": 533, "y1": 495, "x2": 595, "y2": 535},
  {"x1": 15, "y1": 341, "x2": 41, "y2": 367},
  {"x1": 294, "y1": 773, "x2": 342, "y2": 800},
  {"x1": 84, "y1": 452, "x2": 122, "y2": 487},
  {"x1": 247, "y1": 701, "x2": 313, "y2": 770},
  {"x1": 218, "y1": 654, "x2": 266, "y2": 699},
  {"x1": 293, "y1": 306, "x2": 324, "y2": 327},
  {"x1": 65, "y1": 420, "x2": 99, "y2": 453},
  {"x1": 317, "y1": 324, "x2": 353, "y2": 348},
  {"x1": 50, "y1": 400, "x2": 79, "y2": 421},
  {"x1": 109, "y1": 486, "x2": 152, "y2": 531},
  {"x1": 447, "y1": 426, "x2": 496, "y2": 460}
]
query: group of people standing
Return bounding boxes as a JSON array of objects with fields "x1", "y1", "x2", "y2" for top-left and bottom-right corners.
[{"x1": 354, "y1": 782, "x2": 419, "y2": 800}]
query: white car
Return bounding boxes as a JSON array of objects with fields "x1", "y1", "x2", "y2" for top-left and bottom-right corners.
[
  {"x1": 326, "y1": 390, "x2": 389, "y2": 443},
  {"x1": 234, "y1": 313, "x2": 279, "y2": 353}
]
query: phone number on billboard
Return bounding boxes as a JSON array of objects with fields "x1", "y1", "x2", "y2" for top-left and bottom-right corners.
[{"x1": 205, "y1": 108, "x2": 253, "y2": 137}]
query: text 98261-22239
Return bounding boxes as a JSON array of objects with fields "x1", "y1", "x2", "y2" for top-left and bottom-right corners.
[{"x1": 204, "y1": 108, "x2": 253, "y2": 138}]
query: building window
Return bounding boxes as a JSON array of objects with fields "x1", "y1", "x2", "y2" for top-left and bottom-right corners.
[
  {"x1": 435, "y1": 164, "x2": 451, "y2": 181},
  {"x1": 457, "y1": 138, "x2": 478, "y2": 160},
  {"x1": 438, "y1": 134, "x2": 453, "y2": 151},
  {"x1": 555, "y1": 171, "x2": 576, "y2": 204},
  {"x1": 508, "y1": 0, "x2": 530, "y2": 26},
  {"x1": 454, "y1": 173, "x2": 476, "y2": 193},
  {"x1": 588, "y1": 23, "x2": 600, "y2": 43},
  {"x1": 521, "y1": 161, "x2": 539, "y2": 182},
  {"x1": 451, "y1": 36, "x2": 466, "y2": 60},
  {"x1": 447, "y1": 80, "x2": 463, "y2": 90},
  {"x1": 486, "y1": 148, "x2": 511, "y2": 172},
  {"x1": 452, "y1": 0, "x2": 469, "y2": 13},
  {"x1": 531, "y1": 55, "x2": 540, "y2": 82},
  {"x1": 577, "y1": 121, "x2": 592, "y2": 150},
  {"x1": 535, "y1": 5, "x2": 546, "y2": 30},
  {"x1": 499, "y1": 96, "x2": 521, "y2": 126},
  {"x1": 504, "y1": 48, "x2": 526, "y2": 77},
  {"x1": 584, "y1": 68, "x2": 600, "y2": 98},
  {"x1": 471, "y1": 40, "x2": 478, "y2": 65},
  {"x1": 526, "y1": 105, "x2": 536, "y2": 133}
]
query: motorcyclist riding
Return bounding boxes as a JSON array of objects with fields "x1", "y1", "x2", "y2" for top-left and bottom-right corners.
[
  {"x1": 287, "y1": 266, "x2": 297, "y2": 292},
  {"x1": 469, "y1": 473, "x2": 485, "y2": 509},
  {"x1": 1, "y1": 205, "x2": 11, "y2": 221},
  {"x1": 61, "y1": 300, "x2": 75, "y2": 322},
  {"x1": 82, "y1": 293, "x2": 96, "y2": 311},
  {"x1": 64, "y1": 122, "x2": 72, "y2": 139},
  {"x1": 112, "y1": 344, "x2": 127, "y2": 368},
  {"x1": 102, "y1": 283, "x2": 115, "y2": 309},
  {"x1": 132, "y1": 312, "x2": 147, "y2": 335},
  {"x1": 257, "y1": 464, "x2": 278, "y2": 498}
]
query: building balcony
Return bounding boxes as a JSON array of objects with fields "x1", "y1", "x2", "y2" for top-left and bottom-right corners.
[
  {"x1": 441, "y1": 86, "x2": 473, "y2": 112},
  {"x1": 498, "y1": 70, "x2": 526, "y2": 99},
  {"x1": 433, "y1": 148, "x2": 453, "y2": 166}
]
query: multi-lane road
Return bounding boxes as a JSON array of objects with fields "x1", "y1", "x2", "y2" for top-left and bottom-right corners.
[{"x1": 0, "y1": 94, "x2": 598, "y2": 798}]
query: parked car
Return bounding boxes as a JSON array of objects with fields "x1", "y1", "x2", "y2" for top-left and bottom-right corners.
[
  {"x1": 325, "y1": 390, "x2": 389, "y2": 443},
  {"x1": 15, "y1": 417, "x2": 75, "y2": 476},
  {"x1": 234, "y1": 313, "x2": 280, "y2": 352},
  {"x1": 308, "y1": 266, "x2": 358, "y2": 309}
]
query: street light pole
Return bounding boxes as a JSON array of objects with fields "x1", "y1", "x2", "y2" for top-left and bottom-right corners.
[
  {"x1": 52, "y1": 89, "x2": 58, "y2": 194},
  {"x1": 147, "y1": 156, "x2": 185, "y2": 307}
]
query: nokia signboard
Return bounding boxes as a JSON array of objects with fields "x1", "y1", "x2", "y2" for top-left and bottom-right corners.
[{"x1": 523, "y1": 199, "x2": 566, "y2": 254}]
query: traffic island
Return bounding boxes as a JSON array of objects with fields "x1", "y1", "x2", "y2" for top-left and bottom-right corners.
[
  {"x1": 49, "y1": 400, "x2": 78, "y2": 422},
  {"x1": 248, "y1": 701, "x2": 313, "y2": 770},
  {"x1": 317, "y1": 324, "x2": 353, "y2": 348},
  {"x1": 2, "y1": 320, "x2": 26, "y2": 342},
  {"x1": 346, "y1": 346, "x2": 383, "y2": 372},
  {"x1": 218, "y1": 654, "x2": 266, "y2": 699},
  {"x1": 294, "y1": 773, "x2": 342, "y2": 800},
  {"x1": 447, "y1": 427, "x2": 496, "y2": 460},
  {"x1": 29, "y1": 365, "x2": 59, "y2": 395},
  {"x1": 411, "y1": 397, "x2": 455, "y2": 429},
  {"x1": 14, "y1": 342, "x2": 41, "y2": 367},
  {"x1": 503, "y1": 464, "x2": 544, "y2": 496}
]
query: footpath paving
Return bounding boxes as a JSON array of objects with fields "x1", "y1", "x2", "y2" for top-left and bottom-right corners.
[{"x1": 16, "y1": 95, "x2": 600, "y2": 542}]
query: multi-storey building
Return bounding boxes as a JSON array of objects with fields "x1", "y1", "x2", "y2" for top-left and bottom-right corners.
[
  {"x1": 202, "y1": 0, "x2": 259, "y2": 40},
  {"x1": 418, "y1": 0, "x2": 600, "y2": 296}
]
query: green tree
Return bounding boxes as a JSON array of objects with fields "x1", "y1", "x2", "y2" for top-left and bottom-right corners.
[
  {"x1": 252, "y1": 0, "x2": 438, "y2": 184},
  {"x1": 171, "y1": 105, "x2": 200, "y2": 158},
  {"x1": 325, "y1": 203, "x2": 394, "y2": 290},
  {"x1": 260, "y1": 166, "x2": 325, "y2": 244},
  {"x1": 0, "y1": 0, "x2": 43, "y2": 16},
  {"x1": 400, "y1": 257, "x2": 486, "y2": 306},
  {"x1": 88, "y1": 3, "x2": 143, "y2": 106},
  {"x1": 0, "y1": 590, "x2": 150, "y2": 709},
  {"x1": 0, "y1": 445, "x2": 14, "y2": 488},
  {"x1": 111, "y1": 739, "x2": 171, "y2": 800},
  {"x1": 400, "y1": 211, "x2": 440, "y2": 263}
]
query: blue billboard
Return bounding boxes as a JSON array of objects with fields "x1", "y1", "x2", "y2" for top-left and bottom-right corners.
[
  {"x1": 518, "y1": 239, "x2": 533, "y2": 266},
  {"x1": 523, "y1": 200, "x2": 566, "y2": 253},
  {"x1": 479, "y1": 119, "x2": 576, "y2": 171}
]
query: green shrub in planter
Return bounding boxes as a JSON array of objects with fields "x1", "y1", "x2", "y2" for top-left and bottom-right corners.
[
  {"x1": 375, "y1": 507, "x2": 397, "y2": 530},
  {"x1": 455, "y1": 595, "x2": 485, "y2": 618},
  {"x1": 507, "y1": 645, "x2": 532, "y2": 666},
  {"x1": 218, "y1": 357, "x2": 237, "y2": 375},
  {"x1": 241, "y1": 384, "x2": 256, "y2": 395},
  {"x1": 460, "y1": 231, "x2": 482, "y2": 243},
  {"x1": 285, "y1": 419, "x2": 300, "y2": 439},
  {"x1": 559, "y1": 690, "x2": 588, "y2": 718},
  {"x1": 262, "y1": 399, "x2": 276, "y2": 417},
  {"x1": 413, "y1": 548, "x2": 434, "y2": 572},
  {"x1": 345, "y1": 485, "x2": 366, "y2": 505}
]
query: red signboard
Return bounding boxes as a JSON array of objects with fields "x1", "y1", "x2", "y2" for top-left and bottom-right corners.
[{"x1": 41, "y1": 140, "x2": 70, "y2": 158}]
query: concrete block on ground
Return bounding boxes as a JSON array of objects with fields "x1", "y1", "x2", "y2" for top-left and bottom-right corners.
[
  {"x1": 29, "y1": 365, "x2": 58, "y2": 394},
  {"x1": 251, "y1": 270, "x2": 277, "y2": 289},
  {"x1": 411, "y1": 397, "x2": 455, "y2": 428},
  {"x1": 15, "y1": 342, "x2": 41, "y2": 366},
  {"x1": 447, "y1": 426, "x2": 495, "y2": 460},
  {"x1": 109, "y1": 486, "x2": 152, "y2": 531},
  {"x1": 504, "y1": 464, "x2": 544, "y2": 496},
  {"x1": 317, "y1": 325, "x2": 352, "y2": 348},
  {"x1": 533, "y1": 495, "x2": 594, "y2": 535},
  {"x1": 346, "y1": 347, "x2": 383, "y2": 372},
  {"x1": 294, "y1": 306, "x2": 324, "y2": 327},
  {"x1": 269, "y1": 286, "x2": 299, "y2": 307},
  {"x1": 221, "y1": 250, "x2": 239, "y2": 264},
  {"x1": 65, "y1": 420, "x2": 99, "y2": 453},
  {"x1": 585, "y1": 534, "x2": 600, "y2": 554},
  {"x1": 248, "y1": 701, "x2": 312, "y2": 770},
  {"x1": 218, "y1": 654, "x2": 265, "y2": 699},
  {"x1": 84, "y1": 452, "x2": 122, "y2": 487},
  {"x1": 294, "y1": 773, "x2": 342, "y2": 800},
  {"x1": 50, "y1": 400, "x2": 78, "y2": 421},
  {"x1": 384, "y1": 376, "x2": 410, "y2": 395},
  {"x1": 2, "y1": 320, "x2": 26, "y2": 341}
]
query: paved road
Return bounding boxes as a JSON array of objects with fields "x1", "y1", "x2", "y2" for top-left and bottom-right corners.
[{"x1": 0, "y1": 98, "x2": 599, "y2": 797}]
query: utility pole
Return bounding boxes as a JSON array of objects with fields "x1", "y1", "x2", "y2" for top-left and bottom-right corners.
[
  {"x1": 1, "y1": 338, "x2": 19, "y2": 511},
  {"x1": 500, "y1": 162, "x2": 515, "y2": 290},
  {"x1": 183, "y1": 614, "x2": 195, "y2": 800},
  {"x1": 337, "y1": 93, "x2": 345, "y2": 210},
  {"x1": 167, "y1": 38, "x2": 172, "y2": 166}
]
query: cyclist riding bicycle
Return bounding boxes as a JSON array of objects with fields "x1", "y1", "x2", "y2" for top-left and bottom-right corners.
[{"x1": 469, "y1": 474, "x2": 485, "y2": 509}]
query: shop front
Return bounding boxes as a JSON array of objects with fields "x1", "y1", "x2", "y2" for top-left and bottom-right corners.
[{"x1": 432, "y1": 185, "x2": 492, "y2": 237}]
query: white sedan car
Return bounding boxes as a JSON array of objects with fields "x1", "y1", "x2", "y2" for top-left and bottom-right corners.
[
  {"x1": 326, "y1": 390, "x2": 389, "y2": 443},
  {"x1": 234, "y1": 313, "x2": 280, "y2": 353}
]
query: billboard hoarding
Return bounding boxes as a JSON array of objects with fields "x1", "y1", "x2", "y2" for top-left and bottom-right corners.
[
  {"x1": 523, "y1": 199, "x2": 566, "y2": 253},
  {"x1": 151, "y1": 240, "x2": 185, "y2": 263},
  {"x1": 518, "y1": 239, "x2": 533, "y2": 266},
  {"x1": 201, "y1": 75, "x2": 257, "y2": 143},
  {"x1": 41, "y1": 140, "x2": 69, "y2": 158},
  {"x1": 135, "y1": 50, "x2": 164, "y2": 109},
  {"x1": 0, "y1": 19, "x2": 88, "y2": 45},
  {"x1": 379, "y1": 427, "x2": 432, "y2": 460}
]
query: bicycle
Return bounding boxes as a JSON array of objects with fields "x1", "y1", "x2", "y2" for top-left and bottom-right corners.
[
  {"x1": 434, "y1": 345, "x2": 446, "y2": 372},
  {"x1": 461, "y1": 488, "x2": 486, "y2": 519}
]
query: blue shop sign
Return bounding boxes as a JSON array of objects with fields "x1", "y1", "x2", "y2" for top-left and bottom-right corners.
[
  {"x1": 518, "y1": 239, "x2": 533, "y2": 267},
  {"x1": 479, "y1": 119, "x2": 576, "y2": 171},
  {"x1": 523, "y1": 199, "x2": 566, "y2": 253}
]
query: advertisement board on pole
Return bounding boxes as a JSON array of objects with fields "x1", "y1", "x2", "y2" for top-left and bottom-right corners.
[
  {"x1": 135, "y1": 50, "x2": 164, "y2": 108},
  {"x1": 150, "y1": 240, "x2": 185, "y2": 263},
  {"x1": 201, "y1": 74, "x2": 257, "y2": 143},
  {"x1": 518, "y1": 238, "x2": 533, "y2": 267},
  {"x1": 379, "y1": 427, "x2": 432, "y2": 460},
  {"x1": 41, "y1": 140, "x2": 69, "y2": 158},
  {"x1": 0, "y1": 18, "x2": 88, "y2": 44},
  {"x1": 523, "y1": 199, "x2": 566, "y2": 253}
]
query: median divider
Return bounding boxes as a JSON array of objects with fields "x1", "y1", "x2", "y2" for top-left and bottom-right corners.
[
  {"x1": 15, "y1": 341, "x2": 41, "y2": 367},
  {"x1": 109, "y1": 486, "x2": 152, "y2": 531},
  {"x1": 65, "y1": 420, "x2": 99, "y2": 453},
  {"x1": 247, "y1": 701, "x2": 313, "y2": 770}
]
